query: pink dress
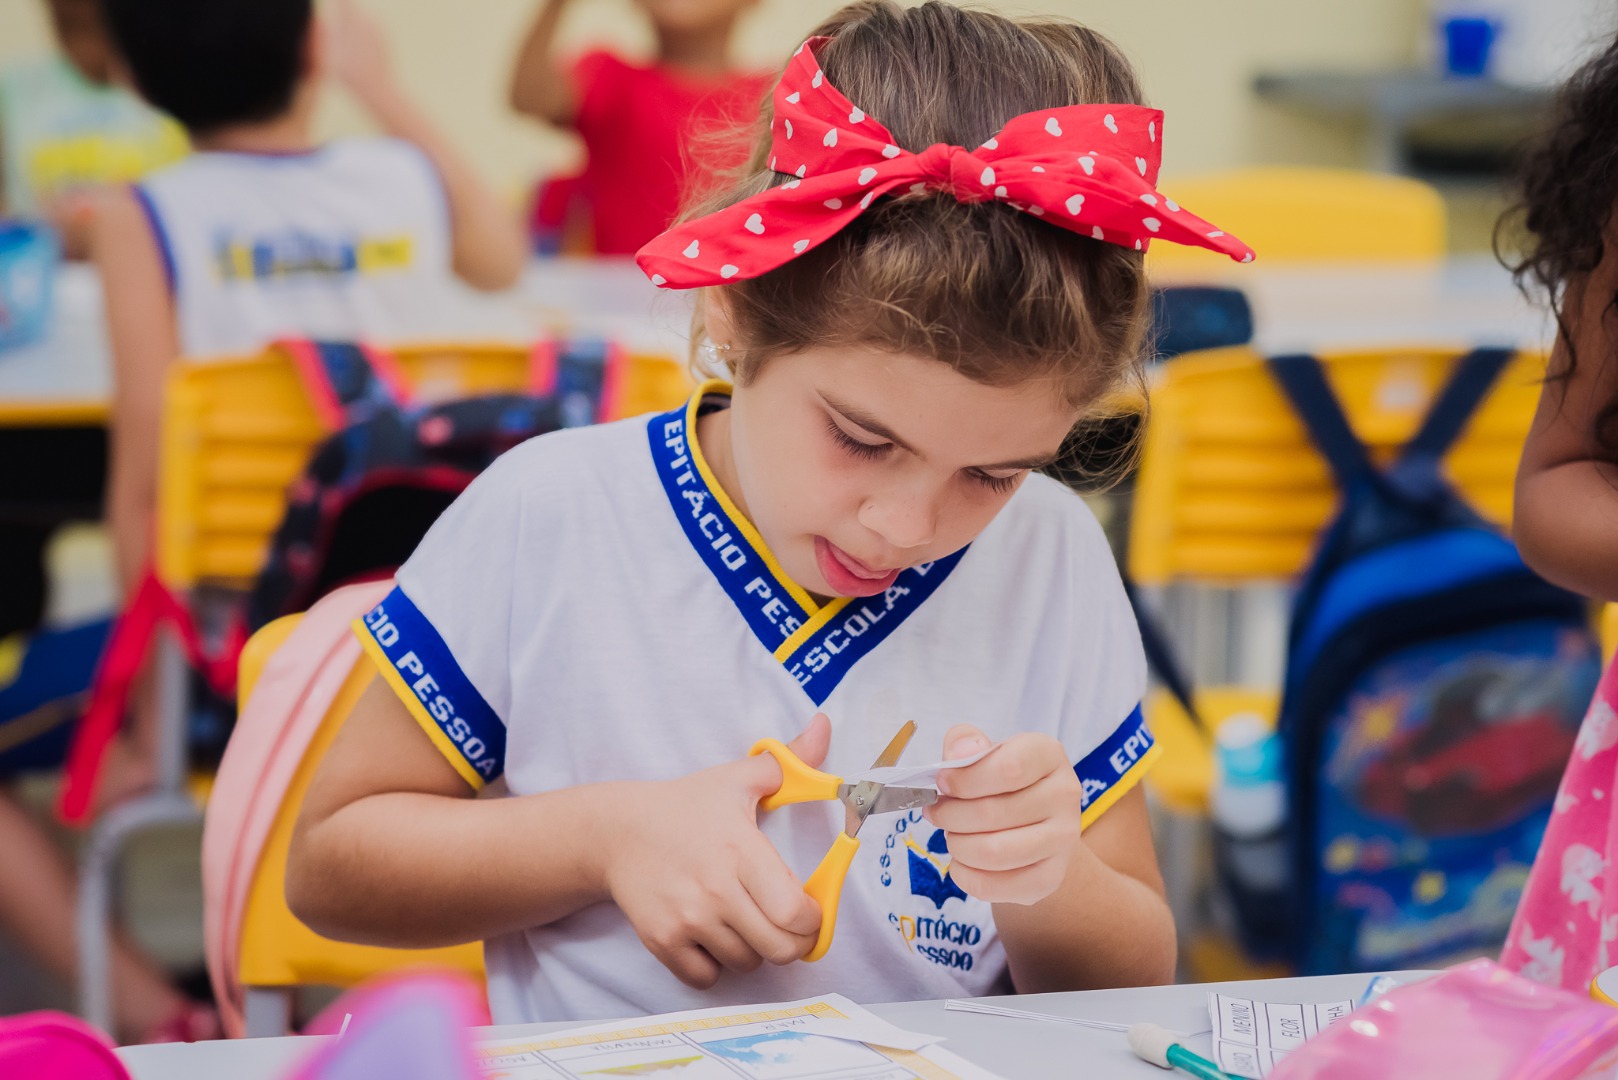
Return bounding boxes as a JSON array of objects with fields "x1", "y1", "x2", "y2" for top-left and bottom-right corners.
[{"x1": 1503, "y1": 657, "x2": 1618, "y2": 990}]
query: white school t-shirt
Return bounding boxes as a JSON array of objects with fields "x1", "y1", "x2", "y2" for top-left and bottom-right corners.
[
  {"x1": 133, "y1": 138, "x2": 453, "y2": 357},
  {"x1": 355, "y1": 385, "x2": 1159, "y2": 1024}
]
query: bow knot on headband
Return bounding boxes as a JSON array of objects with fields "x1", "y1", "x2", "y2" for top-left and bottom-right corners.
[{"x1": 637, "y1": 37, "x2": 1254, "y2": 289}]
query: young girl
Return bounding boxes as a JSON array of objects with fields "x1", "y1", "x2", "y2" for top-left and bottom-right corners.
[
  {"x1": 1501, "y1": 28, "x2": 1618, "y2": 992},
  {"x1": 287, "y1": 0, "x2": 1253, "y2": 1023}
]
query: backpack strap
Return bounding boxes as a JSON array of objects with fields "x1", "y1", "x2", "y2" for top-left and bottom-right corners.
[
  {"x1": 1397, "y1": 347, "x2": 1514, "y2": 467},
  {"x1": 527, "y1": 338, "x2": 560, "y2": 397},
  {"x1": 56, "y1": 565, "x2": 236, "y2": 825},
  {"x1": 280, "y1": 339, "x2": 407, "y2": 430},
  {"x1": 1123, "y1": 578, "x2": 1207, "y2": 735},
  {"x1": 1266, "y1": 353, "x2": 1379, "y2": 491}
]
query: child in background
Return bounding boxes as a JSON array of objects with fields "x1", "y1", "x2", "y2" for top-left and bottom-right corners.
[
  {"x1": 0, "y1": 0, "x2": 185, "y2": 257},
  {"x1": 509, "y1": 0, "x2": 771, "y2": 255},
  {"x1": 288, "y1": 0, "x2": 1254, "y2": 1024},
  {"x1": 1502, "y1": 27, "x2": 1618, "y2": 993},
  {"x1": 95, "y1": 0, "x2": 527, "y2": 593}
]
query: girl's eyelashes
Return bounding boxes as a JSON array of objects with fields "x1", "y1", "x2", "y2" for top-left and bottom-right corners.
[
  {"x1": 966, "y1": 469, "x2": 1021, "y2": 495},
  {"x1": 824, "y1": 415, "x2": 892, "y2": 460},
  {"x1": 825, "y1": 414, "x2": 1024, "y2": 493}
]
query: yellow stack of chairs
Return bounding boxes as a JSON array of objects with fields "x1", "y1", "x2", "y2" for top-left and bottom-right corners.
[
  {"x1": 1129, "y1": 344, "x2": 1546, "y2": 979},
  {"x1": 1146, "y1": 166, "x2": 1448, "y2": 275},
  {"x1": 234, "y1": 615, "x2": 484, "y2": 1036}
]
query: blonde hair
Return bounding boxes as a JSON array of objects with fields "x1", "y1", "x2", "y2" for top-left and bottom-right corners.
[{"x1": 691, "y1": 1, "x2": 1151, "y2": 442}]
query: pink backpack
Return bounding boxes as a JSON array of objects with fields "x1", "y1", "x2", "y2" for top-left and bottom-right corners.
[
  {"x1": 0, "y1": 1012, "x2": 129, "y2": 1079},
  {"x1": 201, "y1": 579, "x2": 394, "y2": 1038}
]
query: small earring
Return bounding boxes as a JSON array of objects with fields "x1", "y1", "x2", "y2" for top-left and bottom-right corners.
[{"x1": 701, "y1": 342, "x2": 733, "y2": 364}]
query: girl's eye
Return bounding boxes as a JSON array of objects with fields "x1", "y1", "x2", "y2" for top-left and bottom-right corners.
[
  {"x1": 825, "y1": 416, "x2": 892, "y2": 460},
  {"x1": 966, "y1": 469, "x2": 1022, "y2": 495}
]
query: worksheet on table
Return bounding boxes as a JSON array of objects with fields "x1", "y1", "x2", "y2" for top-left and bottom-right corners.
[
  {"x1": 1208, "y1": 992, "x2": 1355, "y2": 1078},
  {"x1": 474, "y1": 994, "x2": 1004, "y2": 1080}
]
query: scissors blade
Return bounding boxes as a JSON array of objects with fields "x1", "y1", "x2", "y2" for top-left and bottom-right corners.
[
  {"x1": 839, "y1": 783, "x2": 937, "y2": 816},
  {"x1": 870, "y1": 720, "x2": 918, "y2": 770}
]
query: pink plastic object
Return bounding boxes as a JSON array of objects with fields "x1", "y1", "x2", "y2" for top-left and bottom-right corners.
[
  {"x1": 0, "y1": 1011, "x2": 130, "y2": 1079},
  {"x1": 201, "y1": 579, "x2": 394, "y2": 1037},
  {"x1": 1269, "y1": 959, "x2": 1618, "y2": 1080},
  {"x1": 283, "y1": 973, "x2": 488, "y2": 1080}
]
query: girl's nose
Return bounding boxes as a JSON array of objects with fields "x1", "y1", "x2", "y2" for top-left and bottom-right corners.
[{"x1": 858, "y1": 489, "x2": 938, "y2": 551}]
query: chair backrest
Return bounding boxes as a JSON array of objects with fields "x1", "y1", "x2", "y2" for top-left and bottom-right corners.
[
  {"x1": 156, "y1": 340, "x2": 690, "y2": 589},
  {"x1": 1128, "y1": 345, "x2": 1545, "y2": 586},
  {"x1": 235, "y1": 631, "x2": 484, "y2": 993},
  {"x1": 1146, "y1": 167, "x2": 1447, "y2": 273}
]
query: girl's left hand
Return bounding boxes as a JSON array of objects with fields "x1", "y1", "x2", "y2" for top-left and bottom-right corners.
[{"x1": 924, "y1": 725, "x2": 1085, "y2": 905}]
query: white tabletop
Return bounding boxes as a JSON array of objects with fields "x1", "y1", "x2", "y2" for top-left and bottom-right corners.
[
  {"x1": 115, "y1": 972, "x2": 1417, "y2": 1080},
  {"x1": 0, "y1": 255, "x2": 1548, "y2": 412}
]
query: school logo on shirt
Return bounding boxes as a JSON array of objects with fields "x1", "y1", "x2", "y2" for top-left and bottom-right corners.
[
  {"x1": 877, "y1": 809, "x2": 989, "y2": 974},
  {"x1": 212, "y1": 229, "x2": 415, "y2": 281}
]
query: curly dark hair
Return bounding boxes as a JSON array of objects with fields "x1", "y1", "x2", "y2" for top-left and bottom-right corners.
[{"x1": 1498, "y1": 28, "x2": 1618, "y2": 454}]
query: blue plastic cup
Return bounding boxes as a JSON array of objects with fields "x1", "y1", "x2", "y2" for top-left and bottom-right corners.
[{"x1": 1443, "y1": 16, "x2": 1496, "y2": 78}]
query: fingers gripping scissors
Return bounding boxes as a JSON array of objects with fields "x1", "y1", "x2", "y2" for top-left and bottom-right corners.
[{"x1": 749, "y1": 720, "x2": 938, "y2": 962}]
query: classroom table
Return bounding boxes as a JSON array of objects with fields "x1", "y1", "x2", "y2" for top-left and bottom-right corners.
[{"x1": 115, "y1": 971, "x2": 1417, "y2": 1080}]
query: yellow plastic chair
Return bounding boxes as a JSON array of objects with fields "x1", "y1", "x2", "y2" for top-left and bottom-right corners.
[
  {"x1": 1147, "y1": 167, "x2": 1447, "y2": 275},
  {"x1": 234, "y1": 616, "x2": 483, "y2": 1036},
  {"x1": 157, "y1": 340, "x2": 691, "y2": 586},
  {"x1": 1130, "y1": 345, "x2": 1545, "y2": 976},
  {"x1": 1130, "y1": 344, "x2": 1541, "y2": 587}
]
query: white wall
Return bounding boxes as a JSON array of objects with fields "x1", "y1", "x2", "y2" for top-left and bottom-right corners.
[{"x1": 0, "y1": 0, "x2": 1425, "y2": 199}]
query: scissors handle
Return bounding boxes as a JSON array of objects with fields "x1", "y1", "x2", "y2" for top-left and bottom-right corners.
[
  {"x1": 749, "y1": 738, "x2": 841, "y2": 811},
  {"x1": 803, "y1": 833, "x2": 858, "y2": 962}
]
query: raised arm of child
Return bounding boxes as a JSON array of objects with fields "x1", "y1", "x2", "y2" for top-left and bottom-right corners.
[
  {"x1": 326, "y1": 0, "x2": 527, "y2": 291},
  {"x1": 288, "y1": 680, "x2": 824, "y2": 989},
  {"x1": 929, "y1": 724, "x2": 1177, "y2": 992},
  {"x1": 507, "y1": 0, "x2": 579, "y2": 128},
  {"x1": 1513, "y1": 225, "x2": 1618, "y2": 601}
]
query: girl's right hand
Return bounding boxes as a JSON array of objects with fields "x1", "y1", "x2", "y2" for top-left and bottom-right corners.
[{"x1": 602, "y1": 716, "x2": 831, "y2": 988}]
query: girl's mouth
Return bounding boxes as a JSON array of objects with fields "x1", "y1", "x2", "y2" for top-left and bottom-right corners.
[{"x1": 814, "y1": 536, "x2": 902, "y2": 597}]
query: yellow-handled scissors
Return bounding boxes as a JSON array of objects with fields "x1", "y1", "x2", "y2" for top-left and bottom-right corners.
[{"x1": 749, "y1": 720, "x2": 938, "y2": 962}]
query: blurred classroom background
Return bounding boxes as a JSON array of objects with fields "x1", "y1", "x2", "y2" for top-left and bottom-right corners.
[
  {"x1": 2, "y1": 0, "x2": 1617, "y2": 1054},
  {"x1": 0, "y1": 0, "x2": 1572, "y2": 249}
]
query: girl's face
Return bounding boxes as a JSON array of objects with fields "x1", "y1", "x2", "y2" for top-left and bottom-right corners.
[{"x1": 713, "y1": 345, "x2": 1081, "y2": 599}]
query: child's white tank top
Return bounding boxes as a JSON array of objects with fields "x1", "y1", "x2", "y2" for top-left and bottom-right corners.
[{"x1": 134, "y1": 138, "x2": 456, "y2": 357}]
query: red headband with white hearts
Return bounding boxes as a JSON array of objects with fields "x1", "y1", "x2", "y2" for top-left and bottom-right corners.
[{"x1": 636, "y1": 36, "x2": 1254, "y2": 288}]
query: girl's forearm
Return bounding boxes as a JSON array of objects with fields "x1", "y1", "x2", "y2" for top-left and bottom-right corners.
[
  {"x1": 1514, "y1": 458, "x2": 1618, "y2": 601},
  {"x1": 287, "y1": 781, "x2": 632, "y2": 949},
  {"x1": 994, "y1": 840, "x2": 1177, "y2": 993}
]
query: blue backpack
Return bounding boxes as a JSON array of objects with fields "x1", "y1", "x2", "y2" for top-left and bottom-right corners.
[{"x1": 1265, "y1": 349, "x2": 1600, "y2": 974}]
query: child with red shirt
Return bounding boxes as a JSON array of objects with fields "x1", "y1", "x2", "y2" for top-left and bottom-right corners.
[{"x1": 509, "y1": 0, "x2": 770, "y2": 255}]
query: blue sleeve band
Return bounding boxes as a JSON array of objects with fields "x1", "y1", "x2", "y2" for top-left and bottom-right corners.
[
  {"x1": 356, "y1": 586, "x2": 506, "y2": 786},
  {"x1": 1074, "y1": 704, "x2": 1159, "y2": 826}
]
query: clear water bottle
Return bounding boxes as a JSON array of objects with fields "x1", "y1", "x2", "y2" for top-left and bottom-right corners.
[{"x1": 1210, "y1": 713, "x2": 1290, "y2": 954}]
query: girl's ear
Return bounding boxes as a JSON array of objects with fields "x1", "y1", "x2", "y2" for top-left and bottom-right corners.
[{"x1": 701, "y1": 287, "x2": 739, "y2": 350}]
